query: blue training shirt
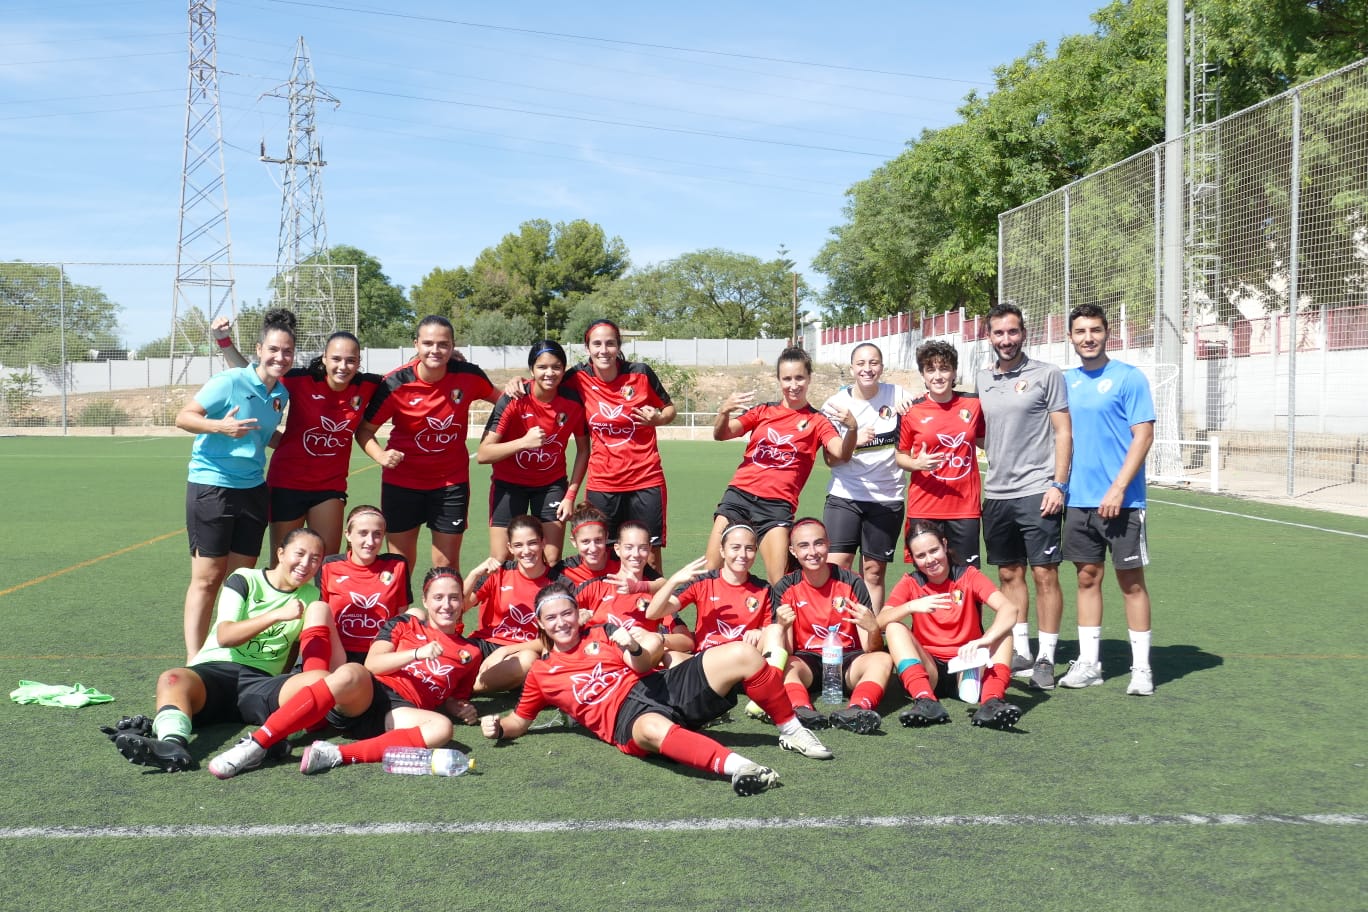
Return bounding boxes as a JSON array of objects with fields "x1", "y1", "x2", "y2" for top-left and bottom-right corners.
[
  {"x1": 1064, "y1": 359, "x2": 1155, "y2": 509},
  {"x1": 187, "y1": 366, "x2": 288, "y2": 489}
]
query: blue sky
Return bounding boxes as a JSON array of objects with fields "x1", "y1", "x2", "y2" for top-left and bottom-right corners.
[{"x1": 2, "y1": 0, "x2": 1106, "y2": 345}]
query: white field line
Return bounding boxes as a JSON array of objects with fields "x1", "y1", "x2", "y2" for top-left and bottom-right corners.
[
  {"x1": 1149, "y1": 498, "x2": 1368, "y2": 539},
  {"x1": 1, "y1": 813, "x2": 1365, "y2": 840}
]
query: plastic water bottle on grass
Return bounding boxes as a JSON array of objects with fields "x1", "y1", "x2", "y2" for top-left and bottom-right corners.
[
  {"x1": 820, "y1": 627, "x2": 844, "y2": 705},
  {"x1": 382, "y1": 747, "x2": 473, "y2": 776}
]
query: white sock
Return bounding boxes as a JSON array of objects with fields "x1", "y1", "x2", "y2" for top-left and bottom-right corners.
[
  {"x1": 1012, "y1": 622, "x2": 1030, "y2": 658},
  {"x1": 1037, "y1": 631, "x2": 1059, "y2": 664},
  {"x1": 777, "y1": 718, "x2": 803, "y2": 736},
  {"x1": 722, "y1": 752, "x2": 754, "y2": 776},
  {"x1": 1077, "y1": 626, "x2": 1102, "y2": 665},
  {"x1": 1128, "y1": 629, "x2": 1152, "y2": 669}
]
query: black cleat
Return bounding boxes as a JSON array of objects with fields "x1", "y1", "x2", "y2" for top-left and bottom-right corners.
[
  {"x1": 898, "y1": 697, "x2": 951, "y2": 727},
  {"x1": 100, "y1": 715, "x2": 153, "y2": 742},
  {"x1": 793, "y1": 705, "x2": 829, "y2": 730},
  {"x1": 828, "y1": 706, "x2": 882, "y2": 734},
  {"x1": 115, "y1": 733, "x2": 195, "y2": 772},
  {"x1": 970, "y1": 697, "x2": 1022, "y2": 730}
]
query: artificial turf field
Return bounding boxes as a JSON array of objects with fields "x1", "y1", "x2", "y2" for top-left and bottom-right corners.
[{"x1": 0, "y1": 436, "x2": 1365, "y2": 912}]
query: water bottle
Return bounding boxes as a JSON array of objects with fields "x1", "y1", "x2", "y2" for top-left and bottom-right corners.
[
  {"x1": 820, "y1": 626, "x2": 844, "y2": 705},
  {"x1": 381, "y1": 746, "x2": 474, "y2": 777},
  {"x1": 958, "y1": 667, "x2": 981, "y2": 704}
]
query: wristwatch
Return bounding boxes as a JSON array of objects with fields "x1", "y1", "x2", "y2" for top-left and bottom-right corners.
[{"x1": 1049, "y1": 481, "x2": 1069, "y2": 493}]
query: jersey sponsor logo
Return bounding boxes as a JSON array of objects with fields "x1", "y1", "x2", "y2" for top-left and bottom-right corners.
[
  {"x1": 752, "y1": 426, "x2": 797, "y2": 468},
  {"x1": 491, "y1": 603, "x2": 538, "y2": 641},
  {"x1": 571, "y1": 662, "x2": 629, "y2": 706},
  {"x1": 414, "y1": 414, "x2": 465, "y2": 453},
  {"x1": 411, "y1": 654, "x2": 458, "y2": 698},
  {"x1": 931, "y1": 432, "x2": 976, "y2": 481},
  {"x1": 588, "y1": 403, "x2": 635, "y2": 449},
  {"x1": 513, "y1": 431, "x2": 563, "y2": 470},
  {"x1": 802, "y1": 623, "x2": 853, "y2": 651},
  {"x1": 714, "y1": 618, "x2": 746, "y2": 641},
  {"x1": 303, "y1": 414, "x2": 354, "y2": 456},
  {"x1": 607, "y1": 613, "x2": 636, "y2": 629},
  {"x1": 338, "y1": 591, "x2": 389, "y2": 638}
]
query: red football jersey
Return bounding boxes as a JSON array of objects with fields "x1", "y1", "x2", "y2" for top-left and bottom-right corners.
[
  {"x1": 560, "y1": 554, "x2": 622, "y2": 586},
  {"x1": 728, "y1": 403, "x2": 840, "y2": 509},
  {"x1": 675, "y1": 571, "x2": 770, "y2": 651},
  {"x1": 485, "y1": 389, "x2": 587, "y2": 488},
  {"x1": 568, "y1": 363, "x2": 671, "y2": 492},
  {"x1": 373, "y1": 614, "x2": 480, "y2": 709},
  {"x1": 469, "y1": 563, "x2": 566, "y2": 645},
  {"x1": 363, "y1": 360, "x2": 495, "y2": 490},
  {"x1": 574, "y1": 579, "x2": 672, "y2": 634},
  {"x1": 317, "y1": 553, "x2": 413, "y2": 655},
  {"x1": 885, "y1": 565, "x2": 997, "y2": 662},
  {"x1": 897, "y1": 393, "x2": 985, "y2": 520},
  {"x1": 267, "y1": 370, "x2": 382, "y2": 492},
  {"x1": 513, "y1": 625, "x2": 645, "y2": 748},
  {"x1": 771, "y1": 565, "x2": 872, "y2": 653}
]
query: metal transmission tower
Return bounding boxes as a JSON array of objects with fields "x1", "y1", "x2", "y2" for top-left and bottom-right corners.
[
  {"x1": 169, "y1": 0, "x2": 236, "y2": 383},
  {"x1": 1186, "y1": 9, "x2": 1221, "y2": 318},
  {"x1": 261, "y1": 37, "x2": 344, "y2": 358}
]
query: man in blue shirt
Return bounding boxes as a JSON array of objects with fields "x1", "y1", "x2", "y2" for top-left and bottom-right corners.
[{"x1": 1058, "y1": 304, "x2": 1155, "y2": 696}]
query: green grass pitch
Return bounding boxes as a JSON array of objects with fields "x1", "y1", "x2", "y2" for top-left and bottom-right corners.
[{"x1": 0, "y1": 437, "x2": 1365, "y2": 912}]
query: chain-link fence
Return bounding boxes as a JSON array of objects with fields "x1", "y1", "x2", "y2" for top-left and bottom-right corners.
[
  {"x1": 1000, "y1": 56, "x2": 1368, "y2": 502},
  {"x1": 0, "y1": 262, "x2": 356, "y2": 430}
]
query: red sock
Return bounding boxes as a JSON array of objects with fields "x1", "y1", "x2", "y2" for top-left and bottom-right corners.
[
  {"x1": 981, "y1": 662, "x2": 1011, "y2": 702},
  {"x1": 338, "y1": 726, "x2": 427, "y2": 765},
  {"x1": 849, "y1": 680, "x2": 885, "y2": 711},
  {"x1": 298, "y1": 624, "x2": 333, "y2": 673},
  {"x1": 657, "y1": 725, "x2": 733, "y2": 776},
  {"x1": 254, "y1": 680, "x2": 335, "y2": 747},
  {"x1": 899, "y1": 663, "x2": 933, "y2": 699},
  {"x1": 743, "y1": 665, "x2": 796, "y2": 726},
  {"x1": 784, "y1": 681, "x2": 814, "y2": 710}
]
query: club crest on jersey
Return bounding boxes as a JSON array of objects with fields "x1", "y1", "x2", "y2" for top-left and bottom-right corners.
[
  {"x1": 623, "y1": 385, "x2": 635, "y2": 400},
  {"x1": 958, "y1": 408, "x2": 972, "y2": 423},
  {"x1": 796, "y1": 418, "x2": 810, "y2": 431},
  {"x1": 451, "y1": 389, "x2": 464, "y2": 404},
  {"x1": 1014, "y1": 380, "x2": 1029, "y2": 393},
  {"x1": 878, "y1": 406, "x2": 893, "y2": 419},
  {"x1": 557, "y1": 412, "x2": 568, "y2": 427},
  {"x1": 832, "y1": 596, "x2": 848, "y2": 612},
  {"x1": 273, "y1": 398, "x2": 283, "y2": 412},
  {"x1": 636, "y1": 597, "x2": 650, "y2": 612},
  {"x1": 745, "y1": 596, "x2": 760, "y2": 613},
  {"x1": 952, "y1": 590, "x2": 964, "y2": 606},
  {"x1": 458, "y1": 649, "x2": 473, "y2": 665},
  {"x1": 586, "y1": 641, "x2": 601, "y2": 655},
  {"x1": 351, "y1": 394, "x2": 362, "y2": 409},
  {"x1": 381, "y1": 571, "x2": 394, "y2": 585}
]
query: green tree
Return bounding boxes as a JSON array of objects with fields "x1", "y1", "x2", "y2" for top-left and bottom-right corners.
[
  {"x1": 0, "y1": 261, "x2": 121, "y2": 371},
  {"x1": 580, "y1": 249, "x2": 804, "y2": 339},
  {"x1": 466, "y1": 311, "x2": 538, "y2": 347}
]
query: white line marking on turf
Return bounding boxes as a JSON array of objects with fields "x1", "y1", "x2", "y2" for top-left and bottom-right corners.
[
  {"x1": 1150, "y1": 498, "x2": 1368, "y2": 539},
  {"x1": 1, "y1": 814, "x2": 1365, "y2": 840}
]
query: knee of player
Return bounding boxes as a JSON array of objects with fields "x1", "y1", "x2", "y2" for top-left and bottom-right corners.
[{"x1": 630, "y1": 712, "x2": 674, "y2": 752}]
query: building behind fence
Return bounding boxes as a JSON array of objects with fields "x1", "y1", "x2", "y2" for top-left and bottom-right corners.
[{"x1": 816, "y1": 55, "x2": 1368, "y2": 504}]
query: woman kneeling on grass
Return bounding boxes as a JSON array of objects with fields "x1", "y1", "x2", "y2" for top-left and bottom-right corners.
[
  {"x1": 877, "y1": 520, "x2": 1023, "y2": 730},
  {"x1": 103, "y1": 528, "x2": 367, "y2": 776},
  {"x1": 481, "y1": 582, "x2": 833, "y2": 796}
]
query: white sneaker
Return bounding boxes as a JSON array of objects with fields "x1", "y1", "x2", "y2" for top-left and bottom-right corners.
[
  {"x1": 299, "y1": 740, "x2": 343, "y2": 774},
  {"x1": 1126, "y1": 666, "x2": 1154, "y2": 696},
  {"x1": 778, "y1": 726, "x2": 833, "y2": 760},
  {"x1": 731, "y1": 763, "x2": 779, "y2": 796},
  {"x1": 1058, "y1": 660, "x2": 1103, "y2": 689},
  {"x1": 208, "y1": 736, "x2": 268, "y2": 779}
]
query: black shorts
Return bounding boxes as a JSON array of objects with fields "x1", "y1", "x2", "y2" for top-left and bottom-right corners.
[
  {"x1": 190, "y1": 661, "x2": 291, "y2": 727},
  {"x1": 186, "y1": 482, "x2": 269, "y2": 559},
  {"x1": 905, "y1": 517, "x2": 981, "y2": 569},
  {"x1": 468, "y1": 637, "x2": 503, "y2": 660},
  {"x1": 270, "y1": 487, "x2": 346, "y2": 523},
  {"x1": 488, "y1": 477, "x2": 568, "y2": 527},
  {"x1": 983, "y1": 494, "x2": 1062, "y2": 568},
  {"x1": 328, "y1": 678, "x2": 413, "y2": 739},
  {"x1": 1062, "y1": 507, "x2": 1150, "y2": 568},
  {"x1": 587, "y1": 486, "x2": 669, "y2": 547},
  {"x1": 823, "y1": 495, "x2": 903, "y2": 563},
  {"x1": 612, "y1": 654, "x2": 735, "y2": 746},
  {"x1": 793, "y1": 650, "x2": 863, "y2": 687},
  {"x1": 714, "y1": 486, "x2": 794, "y2": 539},
  {"x1": 382, "y1": 482, "x2": 470, "y2": 535},
  {"x1": 929, "y1": 657, "x2": 958, "y2": 701}
]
